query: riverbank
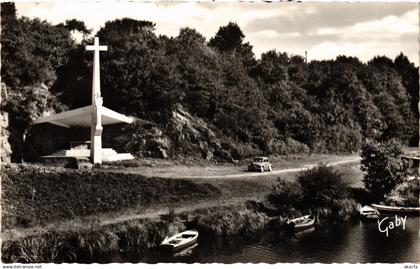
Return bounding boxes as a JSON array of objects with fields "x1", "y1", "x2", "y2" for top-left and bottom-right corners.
[
  {"x1": 2, "y1": 154, "x2": 361, "y2": 230},
  {"x1": 1, "y1": 154, "x2": 363, "y2": 263},
  {"x1": 1, "y1": 204, "x2": 269, "y2": 263}
]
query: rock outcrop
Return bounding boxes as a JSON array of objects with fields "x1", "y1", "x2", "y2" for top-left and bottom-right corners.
[
  {"x1": 105, "y1": 106, "x2": 237, "y2": 161},
  {"x1": 1, "y1": 111, "x2": 12, "y2": 165}
]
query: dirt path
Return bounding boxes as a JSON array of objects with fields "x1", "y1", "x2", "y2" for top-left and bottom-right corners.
[
  {"x1": 106, "y1": 155, "x2": 361, "y2": 179},
  {"x1": 186, "y1": 156, "x2": 361, "y2": 179}
]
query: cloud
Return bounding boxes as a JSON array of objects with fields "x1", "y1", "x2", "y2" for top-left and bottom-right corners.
[
  {"x1": 306, "y1": 9, "x2": 418, "y2": 63},
  {"x1": 15, "y1": 2, "x2": 418, "y2": 65},
  {"x1": 244, "y1": 2, "x2": 416, "y2": 34}
]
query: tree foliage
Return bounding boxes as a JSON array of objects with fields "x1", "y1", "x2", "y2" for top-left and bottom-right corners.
[
  {"x1": 1, "y1": 3, "x2": 76, "y2": 160},
  {"x1": 360, "y1": 139, "x2": 411, "y2": 201},
  {"x1": 1, "y1": 7, "x2": 418, "y2": 161},
  {"x1": 267, "y1": 165, "x2": 355, "y2": 219},
  {"x1": 266, "y1": 179, "x2": 303, "y2": 215},
  {"x1": 297, "y1": 165, "x2": 349, "y2": 208}
]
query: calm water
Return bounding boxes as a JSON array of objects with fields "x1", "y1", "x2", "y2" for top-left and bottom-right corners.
[{"x1": 108, "y1": 217, "x2": 419, "y2": 263}]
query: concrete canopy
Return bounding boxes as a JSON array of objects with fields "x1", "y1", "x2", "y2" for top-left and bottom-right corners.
[{"x1": 33, "y1": 105, "x2": 133, "y2": 128}]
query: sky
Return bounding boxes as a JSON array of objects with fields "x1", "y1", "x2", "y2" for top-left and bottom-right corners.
[{"x1": 15, "y1": 1, "x2": 419, "y2": 65}]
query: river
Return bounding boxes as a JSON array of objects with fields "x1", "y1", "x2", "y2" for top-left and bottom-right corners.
[{"x1": 107, "y1": 216, "x2": 419, "y2": 263}]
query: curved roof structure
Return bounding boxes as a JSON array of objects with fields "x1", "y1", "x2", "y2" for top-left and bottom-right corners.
[{"x1": 33, "y1": 105, "x2": 133, "y2": 128}]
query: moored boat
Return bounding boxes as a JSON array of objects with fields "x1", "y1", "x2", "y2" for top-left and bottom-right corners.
[
  {"x1": 371, "y1": 204, "x2": 420, "y2": 215},
  {"x1": 359, "y1": 205, "x2": 380, "y2": 220},
  {"x1": 286, "y1": 214, "x2": 315, "y2": 232},
  {"x1": 160, "y1": 230, "x2": 199, "y2": 252}
]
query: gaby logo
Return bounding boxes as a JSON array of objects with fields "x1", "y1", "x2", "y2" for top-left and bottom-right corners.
[{"x1": 377, "y1": 215, "x2": 407, "y2": 237}]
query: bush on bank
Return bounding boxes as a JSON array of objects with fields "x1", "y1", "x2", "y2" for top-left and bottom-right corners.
[
  {"x1": 385, "y1": 178, "x2": 420, "y2": 207},
  {"x1": 195, "y1": 208, "x2": 269, "y2": 238},
  {"x1": 266, "y1": 165, "x2": 359, "y2": 221}
]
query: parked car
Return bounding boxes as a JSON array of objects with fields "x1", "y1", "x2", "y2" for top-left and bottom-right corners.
[
  {"x1": 248, "y1": 157, "x2": 272, "y2": 172},
  {"x1": 65, "y1": 157, "x2": 92, "y2": 170}
]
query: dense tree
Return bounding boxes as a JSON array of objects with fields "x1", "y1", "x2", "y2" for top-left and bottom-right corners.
[
  {"x1": 209, "y1": 22, "x2": 245, "y2": 52},
  {"x1": 96, "y1": 18, "x2": 183, "y2": 122},
  {"x1": 2, "y1": 13, "x2": 418, "y2": 161},
  {"x1": 297, "y1": 165, "x2": 350, "y2": 208},
  {"x1": 253, "y1": 50, "x2": 289, "y2": 84},
  {"x1": 209, "y1": 22, "x2": 256, "y2": 71},
  {"x1": 361, "y1": 139, "x2": 411, "y2": 201},
  {"x1": 174, "y1": 28, "x2": 223, "y2": 120},
  {"x1": 63, "y1": 19, "x2": 91, "y2": 35},
  {"x1": 1, "y1": 2, "x2": 76, "y2": 161}
]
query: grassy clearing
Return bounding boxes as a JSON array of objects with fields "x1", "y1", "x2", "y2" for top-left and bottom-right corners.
[
  {"x1": 1, "y1": 166, "x2": 220, "y2": 229},
  {"x1": 2, "y1": 160, "x2": 363, "y2": 231}
]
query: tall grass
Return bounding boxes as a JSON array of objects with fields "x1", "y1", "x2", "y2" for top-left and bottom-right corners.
[
  {"x1": 1, "y1": 231, "x2": 76, "y2": 263},
  {"x1": 195, "y1": 208, "x2": 269, "y2": 238},
  {"x1": 2, "y1": 218, "x2": 185, "y2": 263},
  {"x1": 2, "y1": 204, "x2": 271, "y2": 263}
]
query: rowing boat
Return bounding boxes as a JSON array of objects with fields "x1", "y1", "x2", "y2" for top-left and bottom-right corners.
[
  {"x1": 360, "y1": 205, "x2": 380, "y2": 220},
  {"x1": 160, "y1": 230, "x2": 199, "y2": 252},
  {"x1": 286, "y1": 214, "x2": 315, "y2": 232},
  {"x1": 371, "y1": 204, "x2": 420, "y2": 215}
]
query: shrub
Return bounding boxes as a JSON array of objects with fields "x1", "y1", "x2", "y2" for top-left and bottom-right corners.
[
  {"x1": 266, "y1": 178, "x2": 303, "y2": 215},
  {"x1": 385, "y1": 178, "x2": 419, "y2": 207},
  {"x1": 266, "y1": 165, "x2": 357, "y2": 221},
  {"x1": 361, "y1": 139, "x2": 410, "y2": 201},
  {"x1": 195, "y1": 209, "x2": 268, "y2": 238},
  {"x1": 297, "y1": 164, "x2": 349, "y2": 209}
]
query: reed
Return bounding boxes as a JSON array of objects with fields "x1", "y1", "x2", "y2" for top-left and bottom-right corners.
[
  {"x1": 195, "y1": 208, "x2": 269, "y2": 238},
  {"x1": 2, "y1": 205, "x2": 270, "y2": 263},
  {"x1": 1, "y1": 231, "x2": 76, "y2": 263},
  {"x1": 1, "y1": 218, "x2": 186, "y2": 263}
]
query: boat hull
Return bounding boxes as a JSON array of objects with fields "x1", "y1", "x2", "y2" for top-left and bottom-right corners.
[
  {"x1": 286, "y1": 215, "x2": 316, "y2": 232},
  {"x1": 159, "y1": 230, "x2": 199, "y2": 253},
  {"x1": 160, "y1": 237, "x2": 198, "y2": 252},
  {"x1": 360, "y1": 205, "x2": 381, "y2": 220},
  {"x1": 293, "y1": 218, "x2": 315, "y2": 232},
  {"x1": 371, "y1": 204, "x2": 420, "y2": 216}
]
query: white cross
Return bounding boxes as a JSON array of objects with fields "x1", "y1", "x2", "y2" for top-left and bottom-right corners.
[
  {"x1": 86, "y1": 37, "x2": 108, "y2": 52},
  {"x1": 85, "y1": 37, "x2": 107, "y2": 164}
]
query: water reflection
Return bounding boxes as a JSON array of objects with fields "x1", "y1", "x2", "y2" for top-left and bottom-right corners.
[
  {"x1": 361, "y1": 216, "x2": 420, "y2": 263},
  {"x1": 109, "y1": 217, "x2": 419, "y2": 263}
]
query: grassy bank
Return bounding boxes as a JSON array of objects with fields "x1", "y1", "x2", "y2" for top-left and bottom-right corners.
[
  {"x1": 1, "y1": 166, "x2": 220, "y2": 229},
  {"x1": 1, "y1": 205, "x2": 268, "y2": 263},
  {"x1": 1, "y1": 162, "x2": 366, "y2": 263},
  {"x1": 2, "y1": 159, "x2": 363, "y2": 231}
]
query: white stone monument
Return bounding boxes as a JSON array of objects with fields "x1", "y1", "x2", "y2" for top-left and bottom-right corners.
[
  {"x1": 33, "y1": 37, "x2": 134, "y2": 164},
  {"x1": 86, "y1": 37, "x2": 107, "y2": 163}
]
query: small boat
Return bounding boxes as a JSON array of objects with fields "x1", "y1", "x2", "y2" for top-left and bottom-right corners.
[
  {"x1": 286, "y1": 215, "x2": 315, "y2": 232},
  {"x1": 160, "y1": 230, "x2": 199, "y2": 252},
  {"x1": 360, "y1": 205, "x2": 380, "y2": 220},
  {"x1": 371, "y1": 204, "x2": 420, "y2": 215}
]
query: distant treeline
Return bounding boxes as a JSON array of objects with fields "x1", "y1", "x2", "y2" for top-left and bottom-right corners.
[{"x1": 1, "y1": 3, "x2": 418, "y2": 161}]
